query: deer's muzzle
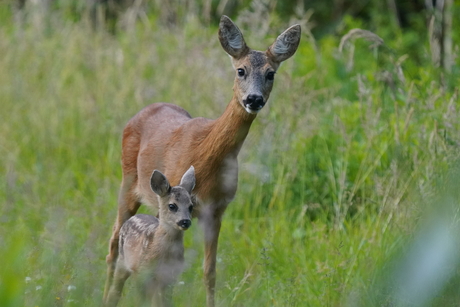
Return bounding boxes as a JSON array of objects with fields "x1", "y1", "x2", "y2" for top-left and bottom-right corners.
[
  {"x1": 177, "y1": 219, "x2": 192, "y2": 230},
  {"x1": 243, "y1": 94, "x2": 265, "y2": 113}
]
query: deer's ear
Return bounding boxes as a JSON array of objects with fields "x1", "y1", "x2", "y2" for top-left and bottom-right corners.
[
  {"x1": 180, "y1": 166, "x2": 196, "y2": 194},
  {"x1": 267, "y1": 24, "x2": 301, "y2": 63},
  {"x1": 218, "y1": 15, "x2": 249, "y2": 59},
  {"x1": 150, "y1": 170, "x2": 171, "y2": 197}
]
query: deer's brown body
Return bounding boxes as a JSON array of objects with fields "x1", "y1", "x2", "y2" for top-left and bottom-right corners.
[
  {"x1": 104, "y1": 16, "x2": 300, "y2": 307},
  {"x1": 105, "y1": 167, "x2": 196, "y2": 307},
  {"x1": 122, "y1": 101, "x2": 251, "y2": 207}
]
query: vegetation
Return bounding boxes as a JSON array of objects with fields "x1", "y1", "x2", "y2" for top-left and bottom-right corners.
[{"x1": 1, "y1": 2, "x2": 460, "y2": 306}]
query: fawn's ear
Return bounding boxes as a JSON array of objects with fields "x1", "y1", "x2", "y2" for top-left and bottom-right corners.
[
  {"x1": 180, "y1": 166, "x2": 196, "y2": 194},
  {"x1": 218, "y1": 15, "x2": 250, "y2": 59},
  {"x1": 150, "y1": 170, "x2": 171, "y2": 197},
  {"x1": 267, "y1": 24, "x2": 301, "y2": 63}
]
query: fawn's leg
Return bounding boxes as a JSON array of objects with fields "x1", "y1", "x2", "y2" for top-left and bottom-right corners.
[
  {"x1": 159, "y1": 284, "x2": 173, "y2": 307},
  {"x1": 149, "y1": 283, "x2": 173, "y2": 307},
  {"x1": 199, "y1": 207, "x2": 223, "y2": 307},
  {"x1": 105, "y1": 263, "x2": 131, "y2": 307},
  {"x1": 103, "y1": 173, "x2": 141, "y2": 301},
  {"x1": 142, "y1": 276, "x2": 167, "y2": 307}
]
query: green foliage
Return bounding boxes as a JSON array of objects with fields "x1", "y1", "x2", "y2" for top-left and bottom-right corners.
[{"x1": 1, "y1": 5, "x2": 460, "y2": 307}]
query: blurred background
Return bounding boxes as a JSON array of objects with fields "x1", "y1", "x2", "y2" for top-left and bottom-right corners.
[{"x1": 1, "y1": 0, "x2": 460, "y2": 306}]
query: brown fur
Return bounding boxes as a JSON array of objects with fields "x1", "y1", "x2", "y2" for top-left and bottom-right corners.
[{"x1": 104, "y1": 15, "x2": 301, "y2": 307}]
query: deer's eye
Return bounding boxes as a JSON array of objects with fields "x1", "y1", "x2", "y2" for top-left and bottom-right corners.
[
  {"x1": 237, "y1": 68, "x2": 245, "y2": 77},
  {"x1": 188, "y1": 205, "x2": 193, "y2": 213},
  {"x1": 168, "y1": 204, "x2": 178, "y2": 212},
  {"x1": 266, "y1": 71, "x2": 275, "y2": 81}
]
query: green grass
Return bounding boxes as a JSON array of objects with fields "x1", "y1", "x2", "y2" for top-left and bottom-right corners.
[{"x1": 1, "y1": 7, "x2": 460, "y2": 307}]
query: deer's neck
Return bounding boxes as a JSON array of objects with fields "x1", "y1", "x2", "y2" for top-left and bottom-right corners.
[
  {"x1": 147, "y1": 224, "x2": 184, "y2": 262},
  {"x1": 156, "y1": 223, "x2": 184, "y2": 242},
  {"x1": 189, "y1": 95, "x2": 256, "y2": 201},
  {"x1": 203, "y1": 95, "x2": 256, "y2": 158}
]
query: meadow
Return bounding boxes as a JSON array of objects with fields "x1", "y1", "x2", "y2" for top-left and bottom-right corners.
[{"x1": 1, "y1": 3, "x2": 460, "y2": 306}]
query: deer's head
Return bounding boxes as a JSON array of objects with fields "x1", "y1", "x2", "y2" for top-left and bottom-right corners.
[
  {"x1": 218, "y1": 16, "x2": 301, "y2": 114},
  {"x1": 150, "y1": 166, "x2": 196, "y2": 231}
]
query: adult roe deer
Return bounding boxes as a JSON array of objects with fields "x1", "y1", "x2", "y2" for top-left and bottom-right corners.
[
  {"x1": 105, "y1": 166, "x2": 196, "y2": 307},
  {"x1": 103, "y1": 15, "x2": 301, "y2": 307}
]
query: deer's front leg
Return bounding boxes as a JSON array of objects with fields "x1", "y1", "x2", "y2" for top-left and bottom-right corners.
[
  {"x1": 105, "y1": 262, "x2": 130, "y2": 307},
  {"x1": 144, "y1": 277, "x2": 173, "y2": 307},
  {"x1": 199, "y1": 207, "x2": 224, "y2": 307}
]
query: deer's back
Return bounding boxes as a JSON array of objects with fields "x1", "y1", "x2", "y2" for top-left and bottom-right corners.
[{"x1": 119, "y1": 214, "x2": 159, "y2": 272}]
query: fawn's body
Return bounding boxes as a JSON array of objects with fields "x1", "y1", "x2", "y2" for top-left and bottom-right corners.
[
  {"x1": 104, "y1": 16, "x2": 301, "y2": 307},
  {"x1": 105, "y1": 167, "x2": 196, "y2": 307}
]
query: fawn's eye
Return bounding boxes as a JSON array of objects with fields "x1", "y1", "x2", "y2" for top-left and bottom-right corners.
[
  {"x1": 188, "y1": 205, "x2": 193, "y2": 213},
  {"x1": 168, "y1": 204, "x2": 178, "y2": 212},
  {"x1": 266, "y1": 71, "x2": 275, "y2": 81},
  {"x1": 237, "y1": 68, "x2": 245, "y2": 77}
]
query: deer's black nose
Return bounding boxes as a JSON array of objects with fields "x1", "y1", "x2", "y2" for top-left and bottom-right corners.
[
  {"x1": 177, "y1": 219, "x2": 191, "y2": 230},
  {"x1": 244, "y1": 94, "x2": 265, "y2": 111}
]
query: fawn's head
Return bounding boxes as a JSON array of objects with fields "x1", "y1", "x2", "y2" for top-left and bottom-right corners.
[
  {"x1": 218, "y1": 15, "x2": 301, "y2": 114},
  {"x1": 150, "y1": 166, "x2": 196, "y2": 231}
]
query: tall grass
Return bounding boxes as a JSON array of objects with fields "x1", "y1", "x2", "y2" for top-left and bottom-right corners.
[{"x1": 1, "y1": 6, "x2": 460, "y2": 307}]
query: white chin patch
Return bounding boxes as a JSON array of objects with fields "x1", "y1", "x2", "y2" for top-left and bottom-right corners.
[{"x1": 245, "y1": 106, "x2": 261, "y2": 114}]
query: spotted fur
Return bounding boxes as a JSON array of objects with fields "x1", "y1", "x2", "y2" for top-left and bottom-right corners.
[{"x1": 104, "y1": 167, "x2": 195, "y2": 307}]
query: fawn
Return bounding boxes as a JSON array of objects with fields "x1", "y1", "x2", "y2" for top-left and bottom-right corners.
[
  {"x1": 104, "y1": 15, "x2": 301, "y2": 307},
  {"x1": 104, "y1": 166, "x2": 195, "y2": 307}
]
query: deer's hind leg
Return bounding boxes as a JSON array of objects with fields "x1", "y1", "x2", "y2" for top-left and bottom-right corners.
[
  {"x1": 104, "y1": 173, "x2": 141, "y2": 301},
  {"x1": 104, "y1": 126, "x2": 142, "y2": 301}
]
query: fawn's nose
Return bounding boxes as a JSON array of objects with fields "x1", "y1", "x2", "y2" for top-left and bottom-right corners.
[
  {"x1": 244, "y1": 94, "x2": 265, "y2": 111},
  {"x1": 177, "y1": 219, "x2": 192, "y2": 230}
]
